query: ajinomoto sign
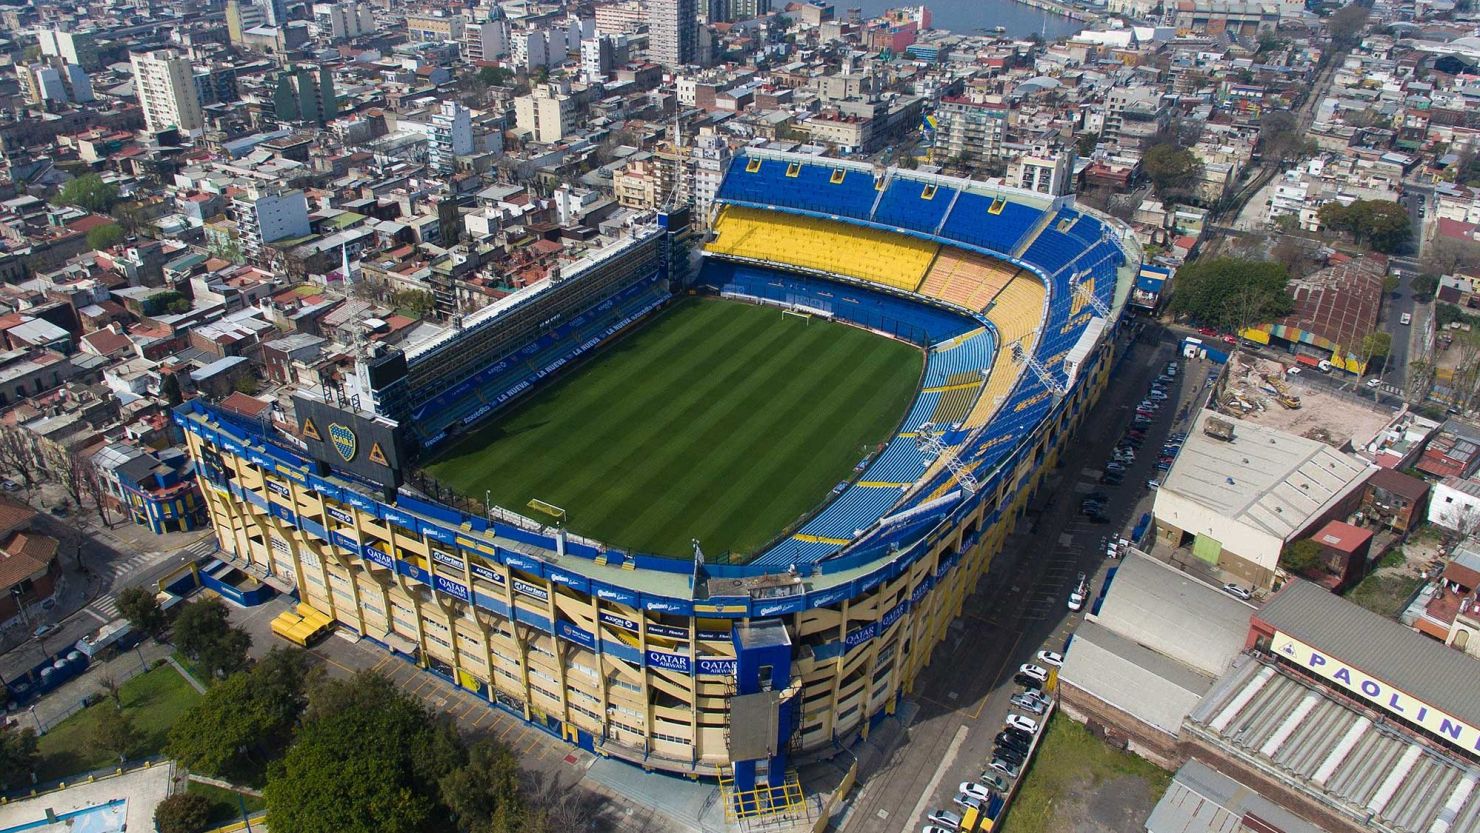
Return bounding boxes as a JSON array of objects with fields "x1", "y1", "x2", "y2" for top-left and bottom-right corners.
[{"x1": 1272, "y1": 630, "x2": 1480, "y2": 753}]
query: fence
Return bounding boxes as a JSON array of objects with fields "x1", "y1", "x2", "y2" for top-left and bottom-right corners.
[{"x1": 30, "y1": 652, "x2": 156, "y2": 735}]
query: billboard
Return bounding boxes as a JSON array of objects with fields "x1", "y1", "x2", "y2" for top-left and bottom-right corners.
[{"x1": 292, "y1": 393, "x2": 406, "y2": 488}]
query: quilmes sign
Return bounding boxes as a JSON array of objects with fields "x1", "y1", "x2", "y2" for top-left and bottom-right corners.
[{"x1": 1272, "y1": 630, "x2": 1480, "y2": 753}]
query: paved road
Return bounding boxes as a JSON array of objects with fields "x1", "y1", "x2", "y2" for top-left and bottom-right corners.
[
  {"x1": 1383, "y1": 269, "x2": 1417, "y2": 392},
  {"x1": 1400, "y1": 183, "x2": 1433, "y2": 259},
  {"x1": 840, "y1": 327, "x2": 1205, "y2": 833}
]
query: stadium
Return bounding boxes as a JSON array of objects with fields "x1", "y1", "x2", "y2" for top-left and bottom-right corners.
[{"x1": 176, "y1": 149, "x2": 1141, "y2": 807}]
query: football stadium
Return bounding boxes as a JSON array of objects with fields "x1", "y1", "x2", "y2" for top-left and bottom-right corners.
[{"x1": 176, "y1": 149, "x2": 1141, "y2": 808}]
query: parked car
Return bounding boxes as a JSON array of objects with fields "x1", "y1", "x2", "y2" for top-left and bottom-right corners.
[
  {"x1": 952, "y1": 793, "x2": 984, "y2": 811},
  {"x1": 1222, "y1": 583, "x2": 1253, "y2": 601},
  {"x1": 1366, "y1": 378, "x2": 1381, "y2": 389},
  {"x1": 1016, "y1": 691, "x2": 1051, "y2": 712},
  {"x1": 959, "y1": 782, "x2": 993, "y2": 803},
  {"x1": 993, "y1": 745, "x2": 1026, "y2": 766},
  {"x1": 32, "y1": 623, "x2": 59, "y2": 639},
  {"x1": 1036, "y1": 650, "x2": 1064, "y2": 668},
  {"x1": 1146, "y1": 479, "x2": 1160, "y2": 490},
  {"x1": 1018, "y1": 664, "x2": 1049, "y2": 683},
  {"x1": 1011, "y1": 692, "x2": 1046, "y2": 714},
  {"x1": 988, "y1": 758, "x2": 1021, "y2": 779},
  {"x1": 995, "y1": 732, "x2": 1031, "y2": 755},
  {"x1": 1014, "y1": 672, "x2": 1045, "y2": 690},
  {"x1": 927, "y1": 809, "x2": 963, "y2": 830},
  {"x1": 1006, "y1": 714, "x2": 1040, "y2": 734},
  {"x1": 978, "y1": 772, "x2": 1010, "y2": 792},
  {"x1": 924, "y1": 826, "x2": 956, "y2": 833}
]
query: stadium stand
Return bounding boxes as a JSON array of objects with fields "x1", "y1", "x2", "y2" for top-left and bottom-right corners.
[
  {"x1": 1020, "y1": 208, "x2": 1089, "y2": 278},
  {"x1": 917, "y1": 249, "x2": 1019, "y2": 312},
  {"x1": 939, "y1": 192, "x2": 1044, "y2": 256},
  {"x1": 718, "y1": 156, "x2": 881, "y2": 218},
  {"x1": 709, "y1": 206, "x2": 939, "y2": 293},
  {"x1": 872, "y1": 179, "x2": 958, "y2": 232}
]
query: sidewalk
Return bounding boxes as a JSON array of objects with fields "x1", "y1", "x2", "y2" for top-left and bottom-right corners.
[{"x1": 20, "y1": 639, "x2": 175, "y2": 733}]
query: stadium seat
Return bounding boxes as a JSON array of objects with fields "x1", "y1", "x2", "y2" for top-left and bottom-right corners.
[
  {"x1": 938, "y1": 192, "x2": 1045, "y2": 256},
  {"x1": 716, "y1": 157, "x2": 880, "y2": 220},
  {"x1": 918, "y1": 249, "x2": 1018, "y2": 312},
  {"x1": 709, "y1": 206, "x2": 938, "y2": 293},
  {"x1": 872, "y1": 179, "x2": 958, "y2": 233}
]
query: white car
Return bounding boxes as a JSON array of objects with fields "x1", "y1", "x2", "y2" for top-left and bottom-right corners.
[
  {"x1": 1366, "y1": 378, "x2": 1381, "y2": 389},
  {"x1": 1005, "y1": 713, "x2": 1040, "y2": 734},
  {"x1": 952, "y1": 793, "x2": 984, "y2": 811},
  {"x1": 924, "y1": 826, "x2": 956, "y2": 833},
  {"x1": 927, "y1": 809, "x2": 963, "y2": 830},
  {"x1": 1067, "y1": 588, "x2": 1085, "y2": 611},
  {"x1": 1222, "y1": 583, "x2": 1253, "y2": 601},
  {"x1": 959, "y1": 781, "x2": 992, "y2": 802},
  {"x1": 1036, "y1": 650, "x2": 1065, "y2": 668},
  {"x1": 1148, "y1": 390, "x2": 1168, "y2": 400},
  {"x1": 988, "y1": 758, "x2": 1021, "y2": 779},
  {"x1": 1018, "y1": 663, "x2": 1049, "y2": 683}
]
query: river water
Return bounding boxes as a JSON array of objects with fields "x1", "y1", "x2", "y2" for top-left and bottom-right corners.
[{"x1": 849, "y1": 0, "x2": 1086, "y2": 42}]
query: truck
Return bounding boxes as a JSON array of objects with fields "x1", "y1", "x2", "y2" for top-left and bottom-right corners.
[
  {"x1": 74, "y1": 618, "x2": 134, "y2": 659},
  {"x1": 1294, "y1": 354, "x2": 1332, "y2": 373}
]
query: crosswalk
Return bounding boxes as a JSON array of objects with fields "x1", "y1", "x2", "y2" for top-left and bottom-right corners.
[
  {"x1": 81, "y1": 535, "x2": 220, "y2": 624},
  {"x1": 101, "y1": 552, "x2": 155, "y2": 582}
]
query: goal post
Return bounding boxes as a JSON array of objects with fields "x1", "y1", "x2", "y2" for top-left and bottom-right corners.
[
  {"x1": 781, "y1": 309, "x2": 812, "y2": 323},
  {"x1": 527, "y1": 498, "x2": 566, "y2": 520}
]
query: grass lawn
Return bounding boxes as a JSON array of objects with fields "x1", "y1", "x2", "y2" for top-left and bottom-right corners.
[
  {"x1": 187, "y1": 781, "x2": 266, "y2": 826},
  {"x1": 1006, "y1": 716, "x2": 1171, "y2": 833},
  {"x1": 1345, "y1": 573, "x2": 1423, "y2": 618},
  {"x1": 35, "y1": 664, "x2": 202, "y2": 782},
  {"x1": 425, "y1": 298, "x2": 924, "y2": 558}
]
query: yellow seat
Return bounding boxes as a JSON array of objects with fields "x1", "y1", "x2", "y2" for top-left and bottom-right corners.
[{"x1": 708, "y1": 206, "x2": 937, "y2": 292}]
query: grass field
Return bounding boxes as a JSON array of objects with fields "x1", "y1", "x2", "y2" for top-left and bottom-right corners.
[
  {"x1": 425, "y1": 298, "x2": 924, "y2": 558},
  {"x1": 1007, "y1": 716, "x2": 1171, "y2": 833},
  {"x1": 187, "y1": 781, "x2": 266, "y2": 825},
  {"x1": 35, "y1": 663, "x2": 202, "y2": 782}
]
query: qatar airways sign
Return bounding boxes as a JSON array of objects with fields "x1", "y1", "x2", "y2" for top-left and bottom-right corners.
[{"x1": 1273, "y1": 630, "x2": 1480, "y2": 752}]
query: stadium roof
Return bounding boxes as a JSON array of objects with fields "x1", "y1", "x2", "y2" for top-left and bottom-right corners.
[
  {"x1": 1161, "y1": 411, "x2": 1374, "y2": 541},
  {"x1": 1145, "y1": 759, "x2": 1325, "y2": 833},
  {"x1": 1255, "y1": 579, "x2": 1480, "y2": 728},
  {"x1": 1090, "y1": 552, "x2": 1252, "y2": 678},
  {"x1": 1059, "y1": 620, "x2": 1214, "y2": 736}
]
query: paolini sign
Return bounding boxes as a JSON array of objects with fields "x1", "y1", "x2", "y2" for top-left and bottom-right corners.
[{"x1": 1272, "y1": 630, "x2": 1480, "y2": 753}]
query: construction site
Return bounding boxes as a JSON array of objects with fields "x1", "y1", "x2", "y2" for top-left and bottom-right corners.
[{"x1": 1210, "y1": 353, "x2": 1395, "y2": 452}]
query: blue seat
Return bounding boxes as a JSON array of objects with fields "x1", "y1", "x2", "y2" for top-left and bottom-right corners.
[
  {"x1": 939, "y1": 193, "x2": 1043, "y2": 255},
  {"x1": 873, "y1": 180, "x2": 957, "y2": 233}
]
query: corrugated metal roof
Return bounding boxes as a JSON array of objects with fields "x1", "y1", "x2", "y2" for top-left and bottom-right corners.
[
  {"x1": 1091, "y1": 552, "x2": 1252, "y2": 677},
  {"x1": 1059, "y1": 620, "x2": 1212, "y2": 736},
  {"x1": 1256, "y1": 580, "x2": 1480, "y2": 728},
  {"x1": 1145, "y1": 759, "x2": 1325, "y2": 833}
]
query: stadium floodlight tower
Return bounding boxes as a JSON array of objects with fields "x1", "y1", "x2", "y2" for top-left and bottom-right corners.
[
  {"x1": 1010, "y1": 339, "x2": 1067, "y2": 398},
  {"x1": 915, "y1": 421, "x2": 978, "y2": 494},
  {"x1": 1072, "y1": 269, "x2": 1110, "y2": 319}
]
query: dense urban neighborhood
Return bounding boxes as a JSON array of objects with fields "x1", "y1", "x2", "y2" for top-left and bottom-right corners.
[{"x1": 1, "y1": 0, "x2": 1480, "y2": 832}]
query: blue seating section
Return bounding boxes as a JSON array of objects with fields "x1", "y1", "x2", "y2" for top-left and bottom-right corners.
[
  {"x1": 1021, "y1": 209, "x2": 1085, "y2": 278},
  {"x1": 411, "y1": 275, "x2": 669, "y2": 445},
  {"x1": 872, "y1": 181, "x2": 957, "y2": 232},
  {"x1": 717, "y1": 157, "x2": 880, "y2": 218},
  {"x1": 939, "y1": 193, "x2": 1042, "y2": 256},
  {"x1": 701, "y1": 261, "x2": 978, "y2": 345},
  {"x1": 715, "y1": 154, "x2": 1046, "y2": 259},
  {"x1": 924, "y1": 331, "x2": 991, "y2": 388}
]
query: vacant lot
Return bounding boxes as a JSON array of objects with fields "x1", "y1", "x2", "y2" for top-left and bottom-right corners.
[
  {"x1": 35, "y1": 663, "x2": 201, "y2": 782},
  {"x1": 1345, "y1": 573, "x2": 1423, "y2": 618},
  {"x1": 1007, "y1": 716, "x2": 1171, "y2": 833},
  {"x1": 426, "y1": 298, "x2": 924, "y2": 558}
]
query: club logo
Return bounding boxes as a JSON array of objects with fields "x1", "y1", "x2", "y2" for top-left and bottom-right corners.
[{"x1": 329, "y1": 423, "x2": 357, "y2": 462}]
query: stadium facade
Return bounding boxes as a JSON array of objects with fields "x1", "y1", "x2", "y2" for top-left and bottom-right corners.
[{"x1": 177, "y1": 150, "x2": 1142, "y2": 798}]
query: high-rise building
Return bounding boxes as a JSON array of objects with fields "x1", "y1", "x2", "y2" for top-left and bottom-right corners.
[
  {"x1": 934, "y1": 93, "x2": 1011, "y2": 168},
  {"x1": 406, "y1": 11, "x2": 466, "y2": 43},
  {"x1": 514, "y1": 84, "x2": 577, "y2": 144},
  {"x1": 428, "y1": 101, "x2": 473, "y2": 174},
  {"x1": 130, "y1": 49, "x2": 204, "y2": 135},
  {"x1": 312, "y1": 2, "x2": 375, "y2": 40},
  {"x1": 264, "y1": 0, "x2": 288, "y2": 27},
  {"x1": 233, "y1": 186, "x2": 310, "y2": 261},
  {"x1": 647, "y1": 0, "x2": 698, "y2": 68},
  {"x1": 464, "y1": 17, "x2": 508, "y2": 62},
  {"x1": 226, "y1": 0, "x2": 266, "y2": 44},
  {"x1": 37, "y1": 29, "x2": 102, "y2": 72},
  {"x1": 272, "y1": 65, "x2": 337, "y2": 126},
  {"x1": 16, "y1": 57, "x2": 93, "y2": 106}
]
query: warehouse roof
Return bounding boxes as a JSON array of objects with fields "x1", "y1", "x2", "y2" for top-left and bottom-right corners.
[
  {"x1": 1160, "y1": 411, "x2": 1373, "y2": 541},
  {"x1": 1256, "y1": 579, "x2": 1480, "y2": 729},
  {"x1": 1091, "y1": 552, "x2": 1252, "y2": 678},
  {"x1": 1059, "y1": 620, "x2": 1213, "y2": 736},
  {"x1": 1145, "y1": 759, "x2": 1324, "y2": 833}
]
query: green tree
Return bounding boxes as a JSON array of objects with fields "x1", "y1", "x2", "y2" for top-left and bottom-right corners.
[
  {"x1": 233, "y1": 374, "x2": 260, "y2": 396},
  {"x1": 93, "y1": 703, "x2": 140, "y2": 762},
  {"x1": 1412, "y1": 273, "x2": 1441, "y2": 299},
  {"x1": 57, "y1": 174, "x2": 119, "y2": 213},
  {"x1": 1354, "y1": 200, "x2": 1412, "y2": 252},
  {"x1": 391, "y1": 289, "x2": 437, "y2": 319},
  {"x1": 154, "y1": 793, "x2": 213, "y2": 833},
  {"x1": 1169, "y1": 257, "x2": 1294, "y2": 333},
  {"x1": 1328, "y1": 2, "x2": 1370, "y2": 50},
  {"x1": 161, "y1": 372, "x2": 184, "y2": 407},
  {"x1": 264, "y1": 673, "x2": 464, "y2": 833},
  {"x1": 174, "y1": 598, "x2": 252, "y2": 679},
  {"x1": 1363, "y1": 330, "x2": 1393, "y2": 359},
  {"x1": 439, "y1": 738, "x2": 528, "y2": 833},
  {"x1": 86, "y1": 223, "x2": 125, "y2": 251},
  {"x1": 1281, "y1": 538, "x2": 1324, "y2": 575},
  {"x1": 0, "y1": 727, "x2": 39, "y2": 790},
  {"x1": 1141, "y1": 144, "x2": 1202, "y2": 200},
  {"x1": 168, "y1": 648, "x2": 314, "y2": 784},
  {"x1": 477, "y1": 66, "x2": 513, "y2": 87},
  {"x1": 1259, "y1": 110, "x2": 1314, "y2": 164}
]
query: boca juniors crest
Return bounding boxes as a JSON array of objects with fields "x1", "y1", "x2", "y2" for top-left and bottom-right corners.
[{"x1": 329, "y1": 423, "x2": 357, "y2": 462}]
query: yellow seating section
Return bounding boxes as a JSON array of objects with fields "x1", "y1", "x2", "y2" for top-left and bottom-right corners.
[
  {"x1": 917, "y1": 249, "x2": 1019, "y2": 312},
  {"x1": 708, "y1": 206, "x2": 938, "y2": 293}
]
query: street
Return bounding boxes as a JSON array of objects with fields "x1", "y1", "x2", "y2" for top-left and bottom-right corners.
[{"x1": 840, "y1": 326, "x2": 1202, "y2": 833}]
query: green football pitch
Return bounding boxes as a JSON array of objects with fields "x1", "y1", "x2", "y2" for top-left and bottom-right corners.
[{"x1": 423, "y1": 298, "x2": 924, "y2": 559}]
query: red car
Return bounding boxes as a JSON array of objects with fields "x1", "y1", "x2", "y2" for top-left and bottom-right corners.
[
  {"x1": 1220, "y1": 334, "x2": 1237, "y2": 344},
  {"x1": 1197, "y1": 326, "x2": 1217, "y2": 337}
]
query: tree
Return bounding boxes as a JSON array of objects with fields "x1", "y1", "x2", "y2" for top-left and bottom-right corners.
[
  {"x1": 93, "y1": 703, "x2": 139, "y2": 762},
  {"x1": 0, "y1": 727, "x2": 39, "y2": 790},
  {"x1": 1423, "y1": 237, "x2": 1480, "y2": 277},
  {"x1": 1328, "y1": 3, "x2": 1370, "y2": 50},
  {"x1": 1271, "y1": 236, "x2": 1320, "y2": 279},
  {"x1": 1412, "y1": 273, "x2": 1441, "y2": 299},
  {"x1": 233, "y1": 374, "x2": 260, "y2": 396},
  {"x1": 1169, "y1": 257, "x2": 1294, "y2": 334},
  {"x1": 1281, "y1": 538, "x2": 1324, "y2": 575},
  {"x1": 1259, "y1": 110, "x2": 1314, "y2": 165},
  {"x1": 86, "y1": 223, "x2": 124, "y2": 252},
  {"x1": 98, "y1": 674, "x2": 122, "y2": 708},
  {"x1": 161, "y1": 372, "x2": 185, "y2": 407},
  {"x1": 439, "y1": 738, "x2": 528, "y2": 833},
  {"x1": 57, "y1": 174, "x2": 119, "y2": 213},
  {"x1": 1318, "y1": 200, "x2": 1411, "y2": 252},
  {"x1": 154, "y1": 793, "x2": 213, "y2": 833},
  {"x1": 1363, "y1": 330, "x2": 1393, "y2": 359},
  {"x1": 168, "y1": 649, "x2": 314, "y2": 784},
  {"x1": 391, "y1": 289, "x2": 437, "y2": 320},
  {"x1": 0, "y1": 426, "x2": 44, "y2": 494},
  {"x1": 117, "y1": 586, "x2": 167, "y2": 636},
  {"x1": 264, "y1": 673, "x2": 464, "y2": 833},
  {"x1": 1141, "y1": 144, "x2": 1202, "y2": 201},
  {"x1": 174, "y1": 598, "x2": 252, "y2": 679},
  {"x1": 477, "y1": 66, "x2": 512, "y2": 87}
]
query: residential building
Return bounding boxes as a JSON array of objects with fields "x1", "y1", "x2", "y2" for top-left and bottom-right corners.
[
  {"x1": 92, "y1": 442, "x2": 205, "y2": 534},
  {"x1": 934, "y1": 94, "x2": 1010, "y2": 168},
  {"x1": 272, "y1": 66, "x2": 337, "y2": 126},
  {"x1": 130, "y1": 49, "x2": 204, "y2": 135},
  {"x1": 514, "y1": 84, "x2": 578, "y2": 144},
  {"x1": 428, "y1": 101, "x2": 474, "y2": 175},
  {"x1": 234, "y1": 187, "x2": 311, "y2": 261},
  {"x1": 37, "y1": 28, "x2": 101, "y2": 71},
  {"x1": 15, "y1": 58, "x2": 93, "y2": 107},
  {"x1": 614, "y1": 157, "x2": 667, "y2": 209},
  {"x1": 648, "y1": 0, "x2": 699, "y2": 68},
  {"x1": 1008, "y1": 146, "x2": 1075, "y2": 196},
  {"x1": 407, "y1": 12, "x2": 466, "y2": 43},
  {"x1": 312, "y1": 2, "x2": 376, "y2": 40},
  {"x1": 465, "y1": 18, "x2": 509, "y2": 62}
]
